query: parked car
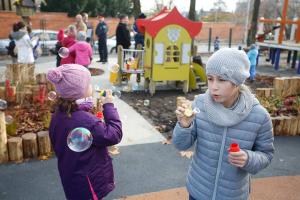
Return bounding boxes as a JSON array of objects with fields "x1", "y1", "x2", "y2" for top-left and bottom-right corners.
[
  {"x1": 0, "y1": 39, "x2": 10, "y2": 55},
  {"x1": 31, "y1": 29, "x2": 58, "y2": 55},
  {"x1": 93, "y1": 34, "x2": 136, "y2": 54},
  {"x1": 0, "y1": 29, "x2": 58, "y2": 56}
]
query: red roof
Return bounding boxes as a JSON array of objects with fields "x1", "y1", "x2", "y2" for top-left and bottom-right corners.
[{"x1": 136, "y1": 7, "x2": 202, "y2": 38}]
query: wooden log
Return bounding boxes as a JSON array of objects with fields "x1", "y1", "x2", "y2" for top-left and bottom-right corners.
[
  {"x1": 289, "y1": 117, "x2": 298, "y2": 136},
  {"x1": 22, "y1": 133, "x2": 38, "y2": 159},
  {"x1": 0, "y1": 111, "x2": 8, "y2": 163},
  {"x1": 265, "y1": 88, "x2": 274, "y2": 97},
  {"x1": 16, "y1": 85, "x2": 33, "y2": 105},
  {"x1": 255, "y1": 88, "x2": 266, "y2": 97},
  {"x1": 282, "y1": 116, "x2": 292, "y2": 136},
  {"x1": 7, "y1": 137, "x2": 23, "y2": 163},
  {"x1": 273, "y1": 77, "x2": 285, "y2": 97},
  {"x1": 271, "y1": 116, "x2": 281, "y2": 136},
  {"x1": 274, "y1": 116, "x2": 285, "y2": 135},
  {"x1": 37, "y1": 131, "x2": 51, "y2": 156},
  {"x1": 297, "y1": 117, "x2": 300, "y2": 135},
  {"x1": 28, "y1": 64, "x2": 35, "y2": 84},
  {"x1": 0, "y1": 87, "x2": 5, "y2": 99},
  {"x1": 36, "y1": 73, "x2": 47, "y2": 84}
]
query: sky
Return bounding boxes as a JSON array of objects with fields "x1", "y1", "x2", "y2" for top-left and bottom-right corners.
[{"x1": 140, "y1": 0, "x2": 240, "y2": 13}]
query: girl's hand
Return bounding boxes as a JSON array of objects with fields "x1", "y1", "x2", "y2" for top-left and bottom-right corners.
[
  {"x1": 228, "y1": 150, "x2": 248, "y2": 168},
  {"x1": 100, "y1": 90, "x2": 113, "y2": 104},
  {"x1": 175, "y1": 103, "x2": 195, "y2": 128}
]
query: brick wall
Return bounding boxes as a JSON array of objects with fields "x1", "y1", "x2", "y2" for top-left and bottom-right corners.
[{"x1": 0, "y1": 11, "x2": 245, "y2": 42}]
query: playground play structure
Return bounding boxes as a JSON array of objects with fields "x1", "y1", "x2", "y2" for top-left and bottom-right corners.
[
  {"x1": 255, "y1": 0, "x2": 300, "y2": 74},
  {"x1": 111, "y1": 7, "x2": 206, "y2": 95}
]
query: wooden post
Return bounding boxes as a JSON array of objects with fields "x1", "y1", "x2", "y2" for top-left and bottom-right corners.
[
  {"x1": 0, "y1": 111, "x2": 8, "y2": 163},
  {"x1": 273, "y1": 77, "x2": 285, "y2": 96},
  {"x1": 37, "y1": 131, "x2": 51, "y2": 156},
  {"x1": 36, "y1": 73, "x2": 47, "y2": 84},
  {"x1": 28, "y1": 64, "x2": 35, "y2": 84},
  {"x1": 297, "y1": 117, "x2": 300, "y2": 135},
  {"x1": 22, "y1": 133, "x2": 38, "y2": 159},
  {"x1": 7, "y1": 137, "x2": 23, "y2": 163},
  {"x1": 282, "y1": 116, "x2": 292, "y2": 136},
  {"x1": 0, "y1": 87, "x2": 5, "y2": 99},
  {"x1": 290, "y1": 117, "x2": 298, "y2": 136}
]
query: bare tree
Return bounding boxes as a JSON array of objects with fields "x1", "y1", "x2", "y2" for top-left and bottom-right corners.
[
  {"x1": 213, "y1": 0, "x2": 227, "y2": 22},
  {"x1": 247, "y1": 0, "x2": 261, "y2": 46},
  {"x1": 188, "y1": 0, "x2": 196, "y2": 21},
  {"x1": 132, "y1": 0, "x2": 141, "y2": 18}
]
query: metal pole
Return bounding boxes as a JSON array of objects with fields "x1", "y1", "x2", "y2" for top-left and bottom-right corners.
[
  {"x1": 208, "y1": 28, "x2": 212, "y2": 52},
  {"x1": 244, "y1": 0, "x2": 251, "y2": 44},
  {"x1": 229, "y1": 28, "x2": 232, "y2": 48}
]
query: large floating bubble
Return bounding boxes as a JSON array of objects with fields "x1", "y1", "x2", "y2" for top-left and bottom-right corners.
[
  {"x1": 67, "y1": 127, "x2": 93, "y2": 152},
  {"x1": 58, "y1": 47, "x2": 70, "y2": 58},
  {"x1": 0, "y1": 99, "x2": 7, "y2": 110},
  {"x1": 48, "y1": 91, "x2": 57, "y2": 101}
]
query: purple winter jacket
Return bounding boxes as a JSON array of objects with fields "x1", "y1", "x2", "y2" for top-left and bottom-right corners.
[{"x1": 49, "y1": 103, "x2": 122, "y2": 200}]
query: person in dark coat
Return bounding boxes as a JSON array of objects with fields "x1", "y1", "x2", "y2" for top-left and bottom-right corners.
[
  {"x1": 116, "y1": 14, "x2": 131, "y2": 51},
  {"x1": 95, "y1": 15, "x2": 108, "y2": 63},
  {"x1": 47, "y1": 64, "x2": 123, "y2": 200}
]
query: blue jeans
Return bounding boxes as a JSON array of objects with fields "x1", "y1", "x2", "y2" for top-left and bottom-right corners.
[
  {"x1": 250, "y1": 65, "x2": 256, "y2": 80},
  {"x1": 189, "y1": 195, "x2": 196, "y2": 200}
]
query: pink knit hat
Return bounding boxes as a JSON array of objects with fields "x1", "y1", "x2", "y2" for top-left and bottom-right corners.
[{"x1": 47, "y1": 64, "x2": 91, "y2": 100}]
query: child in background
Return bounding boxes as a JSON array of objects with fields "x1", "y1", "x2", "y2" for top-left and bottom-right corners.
[
  {"x1": 173, "y1": 48, "x2": 274, "y2": 200},
  {"x1": 247, "y1": 44, "x2": 259, "y2": 82},
  {"x1": 60, "y1": 25, "x2": 77, "y2": 65},
  {"x1": 53, "y1": 29, "x2": 64, "y2": 67},
  {"x1": 69, "y1": 31, "x2": 93, "y2": 67},
  {"x1": 47, "y1": 64, "x2": 122, "y2": 200}
]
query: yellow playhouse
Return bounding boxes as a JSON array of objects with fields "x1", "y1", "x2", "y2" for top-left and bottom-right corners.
[{"x1": 136, "y1": 7, "x2": 203, "y2": 95}]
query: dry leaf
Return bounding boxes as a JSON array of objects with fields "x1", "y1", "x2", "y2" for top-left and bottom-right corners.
[{"x1": 180, "y1": 151, "x2": 194, "y2": 159}]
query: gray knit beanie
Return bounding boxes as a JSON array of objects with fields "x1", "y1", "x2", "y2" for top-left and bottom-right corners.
[{"x1": 206, "y1": 48, "x2": 250, "y2": 85}]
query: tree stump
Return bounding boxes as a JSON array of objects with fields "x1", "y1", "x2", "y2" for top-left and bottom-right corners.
[
  {"x1": 298, "y1": 117, "x2": 300, "y2": 135},
  {"x1": 22, "y1": 133, "x2": 38, "y2": 159},
  {"x1": 0, "y1": 87, "x2": 5, "y2": 99},
  {"x1": 290, "y1": 117, "x2": 298, "y2": 136},
  {"x1": 37, "y1": 131, "x2": 51, "y2": 156},
  {"x1": 273, "y1": 77, "x2": 285, "y2": 97},
  {"x1": 0, "y1": 111, "x2": 8, "y2": 163},
  {"x1": 36, "y1": 73, "x2": 47, "y2": 84},
  {"x1": 7, "y1": 137, "x2": 23, "y2": 163}
]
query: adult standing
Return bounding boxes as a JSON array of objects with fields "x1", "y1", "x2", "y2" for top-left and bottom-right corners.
[
  {"x1": 75, "y1": 14, "x2": 87, "y2": 32},
  {"x1": 116, "y1": 14, "x2": 131, "y2": 51},
  {"x1": 95, "y1": 15, "x2": 108, "y2": 63},
  {"x1": 82, "y1": 12, "x2": 93, "y2": 44},
  {"x1": 13, "y1": 21, "x2": 34, "y2": 64}
]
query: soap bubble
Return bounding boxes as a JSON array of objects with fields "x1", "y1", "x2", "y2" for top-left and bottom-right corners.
[
  {"x1": 0, "y1": 99, "x2": 7, "y2": 110},
  {"x1": 97, "y1": 87, "x2": 121, "y2": 98},
  {"x1": 47, "y1": 91, "x2": 57, "y2": 101},
  {"x1": 108, "y1": 63, "x2": 120, "y2": 73},
  {"x1": 58, "y1": 47, "x2": 70, "y2": 58},
  {"x1": 67, "y1": 127, "x2": 93, "y2": 152},
  {"x1": 5, "y1": 115, "x2": 13, "y2": 124},
  {"x1": 112, "y1": 89, "x2": 121, "y2": 98}
]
